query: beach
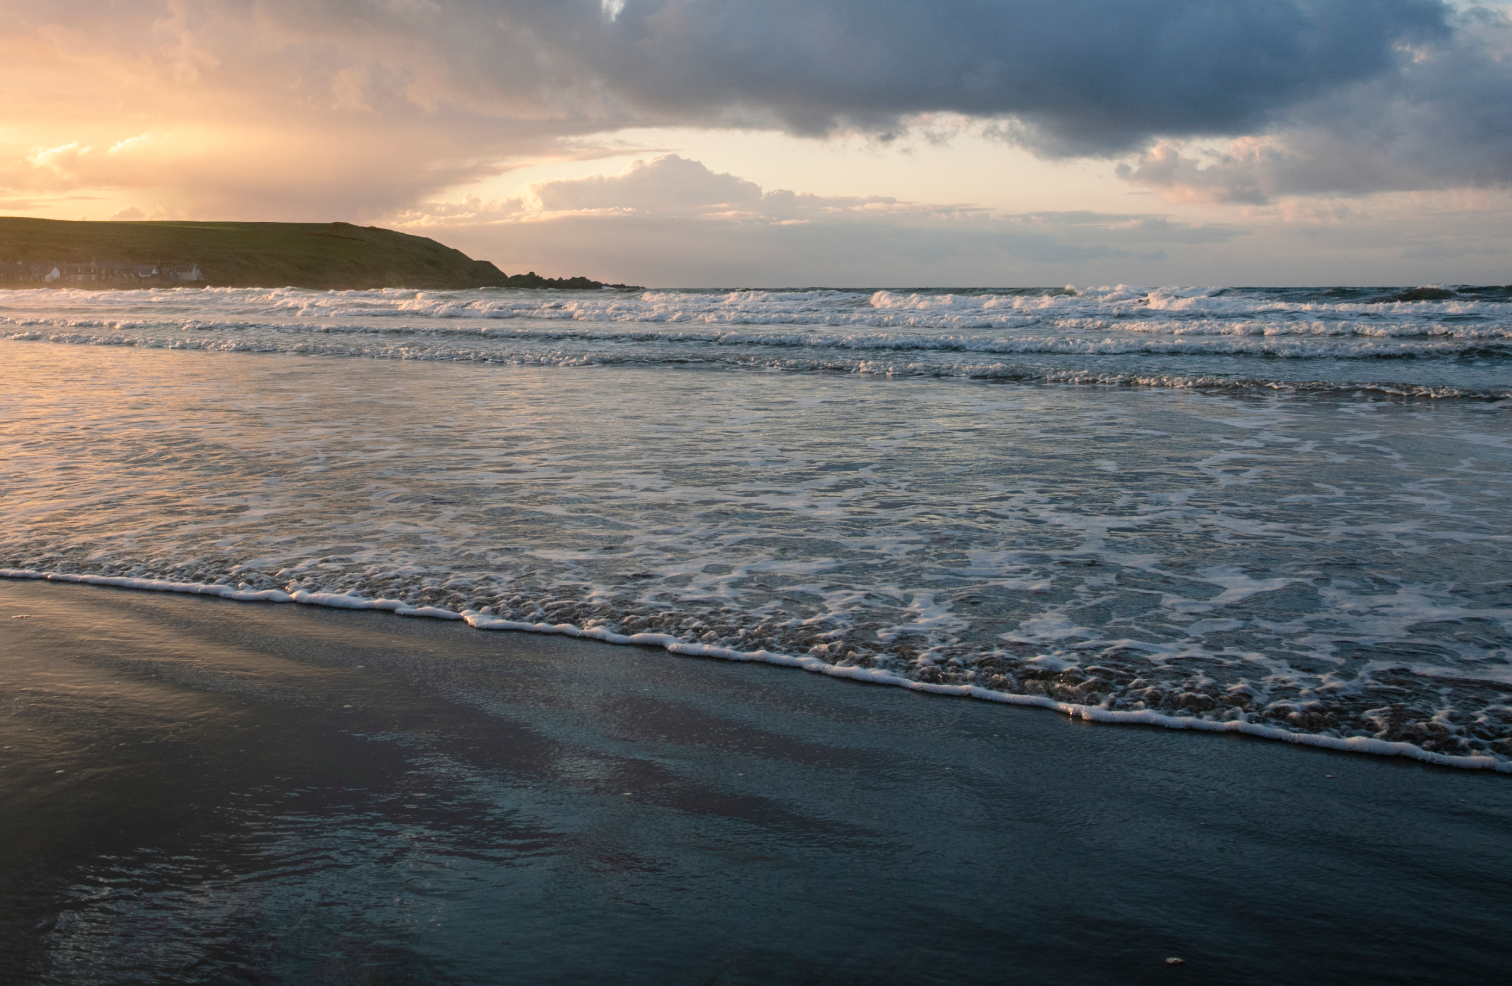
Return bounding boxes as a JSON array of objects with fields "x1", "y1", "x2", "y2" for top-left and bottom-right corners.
[
  {"x1": 2, "y1": 283, "x2": 1510, "y2": 982},
  {"x1": 10, "y1": 0, "x2": 1512, "y2": 978},
  {"x1": 2, "y1": 576, "x2": 1509, "y2": 984}
]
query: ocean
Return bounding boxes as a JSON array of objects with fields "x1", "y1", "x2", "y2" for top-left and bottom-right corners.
[{"x1": 3, "y1": 283, "x2": 1511, "y2": 771}]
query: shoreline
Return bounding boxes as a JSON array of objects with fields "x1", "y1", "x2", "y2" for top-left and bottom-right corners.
[
  {"x1": 3, "y1": 576, "x2": 1509, "y2": 984},
  {"x1": 5, "y1": 567, "x2": 1505, "y2": 775}
]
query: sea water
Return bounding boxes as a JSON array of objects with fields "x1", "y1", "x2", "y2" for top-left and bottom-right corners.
[{"x1": 3, "y1": 284, "x2": 1510, "y2": 769}]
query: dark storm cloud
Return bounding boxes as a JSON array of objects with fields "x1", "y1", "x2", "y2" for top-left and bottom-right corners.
[
  {"x1": 280, "y1": 0, "x2": 1493, "y2": 189},
  {"x1": 1118, "y1": 4, "x2": 1512, "y2": 199},
  {"x1": 224, "y1": 0, "x2": 1453, "y2": 154},
  {"x1": 575, "y1": 0, "x2": 1451, "y2": 153}
]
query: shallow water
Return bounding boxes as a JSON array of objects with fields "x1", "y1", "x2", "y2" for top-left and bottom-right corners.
[
  {"x1": 3, "y1": 580, "x2": 1509, "y2": 986},
  {"x1": 2, "y1": 285, "x2": 1511, "y2": 768}
]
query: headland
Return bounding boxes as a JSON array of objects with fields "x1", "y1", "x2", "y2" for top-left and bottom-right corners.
[{"x1": 0, "y1": 217, "x2": 626, "y2": 291}]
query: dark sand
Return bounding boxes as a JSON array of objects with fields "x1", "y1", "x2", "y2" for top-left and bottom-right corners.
[{"x1": 1, "y1": 579, "x2": 1508, "y2": 985}]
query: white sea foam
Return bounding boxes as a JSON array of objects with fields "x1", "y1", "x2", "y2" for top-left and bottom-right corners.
[{"x1": 4, "y1": 567, "x2": 1506, "y2": 773}]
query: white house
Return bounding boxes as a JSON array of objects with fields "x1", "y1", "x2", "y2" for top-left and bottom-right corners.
[{"x1": 1, "y1": 260, "x2": 206, "y2": 286}]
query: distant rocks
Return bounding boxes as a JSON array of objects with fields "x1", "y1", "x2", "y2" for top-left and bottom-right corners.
[{"x1": 497, "y1": 270, "x2": 639, "y2": 290}]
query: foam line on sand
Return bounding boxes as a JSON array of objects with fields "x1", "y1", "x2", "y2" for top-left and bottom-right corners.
[{"x1": 5, "y1": 567, "x2": 1507, "y2": 774}]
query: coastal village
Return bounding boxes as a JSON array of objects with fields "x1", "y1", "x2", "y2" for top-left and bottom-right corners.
[{"x1": 0, "y1": 259, "x2": 204, "y2": 286}]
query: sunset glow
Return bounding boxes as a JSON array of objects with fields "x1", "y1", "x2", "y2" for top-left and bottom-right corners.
[
  {"x1": 5, "y1": 6, "x2": 1512, "y2": 979},
  {"x1": 4, "y1": 1, "x2": 1510, "y2": 284}
]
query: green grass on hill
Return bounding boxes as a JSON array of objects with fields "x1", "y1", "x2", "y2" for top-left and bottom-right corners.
[{"x1": 0, "y1": 218, "x2": 612, "y2": 290}]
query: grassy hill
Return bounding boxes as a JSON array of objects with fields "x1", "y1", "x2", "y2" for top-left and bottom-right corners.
[{"x1": 0, "y1": 218, "x2": 613, "y2": 290}]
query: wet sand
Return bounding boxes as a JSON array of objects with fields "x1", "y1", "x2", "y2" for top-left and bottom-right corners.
[{"x1": 1, "y1": 578, "x2": 1508, "y2": 985}]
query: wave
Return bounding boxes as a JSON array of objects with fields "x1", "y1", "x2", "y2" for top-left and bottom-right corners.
[
  {"x1": 8, "y1": 315, "x2": 1512, "y2": 343},
  {"x1": 5, "y1": 330, "x2": 1506, "y2": 399},
  {"x1": 7, "y1": 568, "x2": 1507, "y2": 774},
  {"x1": 4, "y1": 284, "x2": 1510, "y2": 399},
  {"x1": 5, "y1": 327, "x2": 1510, "y2": 776},
  {"x1": 5, "y1": 283, "x2": 1511, "y2": 323}
]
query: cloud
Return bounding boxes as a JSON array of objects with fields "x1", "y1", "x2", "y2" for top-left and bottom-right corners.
[
  {"x1": 1400, "y1": 242, "x2": 1504, "y2": 260},
  {"x1": 4, "y1": 0, "x2": 1508, "y2": 223},
  {"x1": 394, "y1": 154, "x2": 1252, "y2": 283},
  {"x1": 534, "y1": 155, "x2": 762, "y2": 214},
  {"x1": 1118, "y1": 5, "x2": 1512, "y2": 202},
  {"x1": 180, "y1": 0, "x2": 1448, "y2": 153},
  {"x1": 27, "y1": 142, "x2": 94, "y2": 172},
  {"x1": 434, "y1": 194, "x2": 1510, "y2": 286},
  {"x1": 395, "y1": 155, "x2": 920, "y2": 223},
  {"x1": 0, "y1": 2, "x2": 599, "y2": 218},
  {"x1": 578, "y1": 0, "x2": 1450, "y2": 154}
]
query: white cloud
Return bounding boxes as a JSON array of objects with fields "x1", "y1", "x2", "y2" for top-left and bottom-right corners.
[
  {"x1": 28, "y1": 142, "x2": 93, "y2": 171},
  {"x1": 395, "y1": 155, "x2": 941, "y2": 225},
  {"x1": 392, "y1": 154, "x2": 1263, "y2": 285},
  {"x1": 534, "y1": 155, "x2": 763, "y2": 214}
]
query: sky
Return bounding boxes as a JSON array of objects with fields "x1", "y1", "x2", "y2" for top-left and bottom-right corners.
[{"x1": 3, "y1": 0, "x2": 1511, "y2": 286}]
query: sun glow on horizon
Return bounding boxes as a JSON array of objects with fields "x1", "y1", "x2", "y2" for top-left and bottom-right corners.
[{"x1": 3, "y1": 0, "x2": 1511, "y2": 284}]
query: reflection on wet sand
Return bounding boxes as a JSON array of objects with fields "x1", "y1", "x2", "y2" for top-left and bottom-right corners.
[{"x1": 3, "y1": 579, "x2": 1509, "y2": 985}]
